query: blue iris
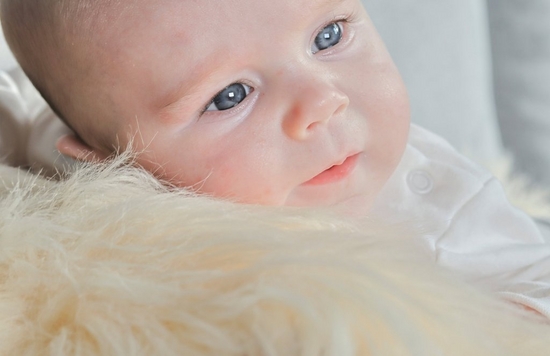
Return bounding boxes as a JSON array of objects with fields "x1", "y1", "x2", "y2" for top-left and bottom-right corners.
[
  {"x1": 211, "y1": 83, "x2": 248, "y2": 111},
  {"x1": 315, "y1": 23, "x2": 342, "y2": 52}
]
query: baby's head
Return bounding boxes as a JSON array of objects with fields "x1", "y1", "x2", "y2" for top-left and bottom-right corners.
[{"x1": 1, "y1": 0, "x2": 410, "y2": 211}]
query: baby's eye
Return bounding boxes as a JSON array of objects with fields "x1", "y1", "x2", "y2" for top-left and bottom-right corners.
[
  {"x1": 312, "y1": 22, "x2": 343, "y2": 53},
  {"x1": 205, "y1": 83, "x2": 253, "y2": 112}
]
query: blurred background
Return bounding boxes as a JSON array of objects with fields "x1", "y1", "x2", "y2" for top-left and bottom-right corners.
[
  {"x1": 0, "y1": 0, "x2": 549, "y2": 187},
  {"x1": 365, "y1": 0, "x2": 550, "y2": 188}
]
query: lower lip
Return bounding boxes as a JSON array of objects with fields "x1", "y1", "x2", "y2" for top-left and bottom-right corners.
[{"x1": 303, "y1": 153, "x2": 361, "y2": 186}]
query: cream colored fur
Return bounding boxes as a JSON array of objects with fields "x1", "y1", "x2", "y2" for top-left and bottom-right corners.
[
  {"x1": 485, "y1": 155, "x2": 550, "y2": 220},
  {"x1": 1, "y1": 158, "x2": 550, "y2": 355}
]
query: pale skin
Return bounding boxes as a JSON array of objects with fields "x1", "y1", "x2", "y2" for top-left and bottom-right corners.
[{"x1": 56, "y1": 0, "x2": 410, "y2": 213}]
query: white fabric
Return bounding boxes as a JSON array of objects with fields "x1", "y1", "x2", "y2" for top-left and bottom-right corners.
[
  {"x1": 0, "y1": 68, "x2": 73, "y2": 174},
  {"x1": 372, "y1": 124, "x2": 550, "y2": 317},
  {"x1": 0, "y1": 28, "x2": 18, "y2": 71}
]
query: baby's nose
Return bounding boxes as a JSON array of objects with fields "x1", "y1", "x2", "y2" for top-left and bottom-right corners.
[{"x1": 282, "y1": 81, "x2": 349, "y2": 141}]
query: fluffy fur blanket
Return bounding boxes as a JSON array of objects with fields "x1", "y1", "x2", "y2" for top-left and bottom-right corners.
[{"x1": 1, "y1": 158, "x2": 550, "y2": 355}]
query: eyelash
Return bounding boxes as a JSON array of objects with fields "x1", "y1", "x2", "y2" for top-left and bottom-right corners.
[{"x1": 200, "y1": 12, "x2": 356, "y2": 116}]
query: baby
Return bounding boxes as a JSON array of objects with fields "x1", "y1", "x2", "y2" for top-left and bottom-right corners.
[
  {"x1": 3, "y1": 0, "x2": 410, "y2": 213},
  {"x1": 2, "y1": 0, "x2": 550, "y2": 316}
]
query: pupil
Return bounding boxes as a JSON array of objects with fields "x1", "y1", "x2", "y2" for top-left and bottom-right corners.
[
  {"x1": 214, "y1": 83, "x2": 247, "y2": 110},
  {"x1": 315, "y1": 23, "x2": 341, "y2": 51}
]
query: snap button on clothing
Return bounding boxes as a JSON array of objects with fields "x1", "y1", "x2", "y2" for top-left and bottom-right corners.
[{"x1": 407, "y1": 170, "x2": 434, "y2": 194}]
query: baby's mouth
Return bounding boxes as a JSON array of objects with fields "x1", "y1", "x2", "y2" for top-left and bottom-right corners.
[{"x1": 303, "y1": 153, "x2": 361, "y2": 186}]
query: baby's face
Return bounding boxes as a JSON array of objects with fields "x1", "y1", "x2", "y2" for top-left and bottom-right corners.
[{"x1": 91, "y1": 0, "x2": 409, "y2": 211}]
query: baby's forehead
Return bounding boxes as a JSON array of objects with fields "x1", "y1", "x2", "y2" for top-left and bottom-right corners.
[
  {"x1": 106, "y1": 0, "x2": 347, "y2": 26},
  {"x1": 80, "y1": 0, "x2": 363, "y2": 96}
]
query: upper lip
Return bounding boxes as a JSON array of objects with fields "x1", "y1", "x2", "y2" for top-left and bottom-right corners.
[
  {"x1": 326, "y1": 151, "x2": 360, "y2": 169},
  {"x1": 310, "y1": 151, "x2": 360, "y2": 178},
  {"x1": 331, "y1": 155, "x2": 351, "y2": 168}
]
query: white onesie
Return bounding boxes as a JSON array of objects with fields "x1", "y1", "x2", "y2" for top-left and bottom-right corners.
[{"x1": 372, "y1": 124, "x2": 550, "y2": 316}]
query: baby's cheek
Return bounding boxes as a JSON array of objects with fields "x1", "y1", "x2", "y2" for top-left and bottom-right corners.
[
  {"x1": 150, "y1": 157, "x2": 214, "y2": 191},
  {"x1": 198, "y1": 163, "x2": 249, "y2": 196},
  {"x1": 193, "y1": 144, "x2": 285, "y2": 204},
  {"x1": 208, "y1": 167, "x2": 283, "y2": 205}
]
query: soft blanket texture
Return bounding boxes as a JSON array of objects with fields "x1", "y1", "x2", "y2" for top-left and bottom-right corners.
[{"x1": 0, "y1": 158, "x2": 550, "y2": 355}]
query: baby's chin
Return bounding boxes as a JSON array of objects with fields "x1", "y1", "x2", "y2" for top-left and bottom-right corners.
[{"x1": 203, "y1": 186, "x2": 375, "y2": 217}]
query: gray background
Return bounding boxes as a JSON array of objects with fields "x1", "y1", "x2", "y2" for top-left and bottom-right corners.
[{"x1": 365, "y1": 0, "x2": 550, "y2": 187}]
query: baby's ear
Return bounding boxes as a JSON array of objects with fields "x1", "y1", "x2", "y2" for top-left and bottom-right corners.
[{"x1": 56, "y1": 134, "x2": 109, "y2": 162}]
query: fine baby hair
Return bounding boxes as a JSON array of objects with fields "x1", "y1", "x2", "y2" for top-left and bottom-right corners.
[{"x1": 1, "y1": 0, "x2": 127, "y2": 152}]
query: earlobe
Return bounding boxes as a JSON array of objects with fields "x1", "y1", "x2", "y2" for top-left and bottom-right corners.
[{"x1": 56, "y1": 134, "x2": 109, "y2": 162}]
